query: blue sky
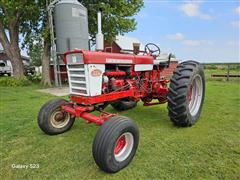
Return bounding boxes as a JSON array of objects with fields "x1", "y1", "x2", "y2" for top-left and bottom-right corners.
[
  {"x1": 127, "y1": 0, "x2": 240, "y2": 63},
  {"x1": 16, "y1": 0, "x2": 239, "y2": 63}
]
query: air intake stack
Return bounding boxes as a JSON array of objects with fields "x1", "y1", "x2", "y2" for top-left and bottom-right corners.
[{"x1": 96, "y1": 10, "x2": 104, "y2": 51}]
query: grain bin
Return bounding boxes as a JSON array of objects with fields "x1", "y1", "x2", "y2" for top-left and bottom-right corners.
[{"x1": 54, "y1": 0, "x2": 89, "y2": 54}]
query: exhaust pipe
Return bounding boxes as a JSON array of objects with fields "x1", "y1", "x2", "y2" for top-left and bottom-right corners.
[{"x1": 96, "y1": 10, "x2": 104, "y2": 51}]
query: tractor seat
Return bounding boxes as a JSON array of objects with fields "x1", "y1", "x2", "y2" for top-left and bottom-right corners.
[
  {"x1": 154, "y1": 53, "x2": 170, "y2": 67},
  {"x1": 159, "y1": 61, "x2": 169, "y2": 68}
]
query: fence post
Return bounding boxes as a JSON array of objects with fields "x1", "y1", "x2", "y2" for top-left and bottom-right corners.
[{"x1": 227, "y1": 64, "x2": 230, "y2": 81}]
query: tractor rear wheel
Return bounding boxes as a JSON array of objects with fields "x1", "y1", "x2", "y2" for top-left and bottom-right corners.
[
  {"x1": 38, "y1": 99, "x2": 75, "y2": 135},
  {"x1": 167, "y1": 61, "x2": 205, "y2": 127},
  {"x1": 111, "y1": 98, "x2": 137, "y2": 111},
  {"x1": 92, "y1": 116, "x2": 139, "y2": 173}
]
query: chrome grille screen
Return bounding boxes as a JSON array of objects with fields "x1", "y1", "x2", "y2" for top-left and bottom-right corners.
[{"x1": 66, "y1": 53, "x2": 89, "y2": 96}]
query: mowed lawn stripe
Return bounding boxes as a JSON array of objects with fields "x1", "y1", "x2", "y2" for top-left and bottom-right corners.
[{"x1": 0, "y1": 80, "x2": 239, "y2": 179}]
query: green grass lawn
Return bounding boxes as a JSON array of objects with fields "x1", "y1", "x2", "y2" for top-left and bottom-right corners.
[{"x1": 1, "y1": 74, "x2": 240, "y2": 179}]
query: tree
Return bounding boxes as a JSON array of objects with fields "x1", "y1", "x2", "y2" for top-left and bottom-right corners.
[
  {"x1": 0, "y1": 0, "x2": 143, "y2": 81},
  {"x1": 23, "y1": 0, "x2": 51, "y2": 86},
  {"x1": 28, "y1": 42, "x2": 43, "y2": 67},
  {"x1": 0, "y1": 0, "x2": 41, "y2": 78},
  {"x1": 82, "y1": 0, "x2": 144, "y2": 42}
]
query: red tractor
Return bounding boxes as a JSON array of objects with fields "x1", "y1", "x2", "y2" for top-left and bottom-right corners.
[{"x1": 38, "y1": 43, "x2": 205, "y2": 173}]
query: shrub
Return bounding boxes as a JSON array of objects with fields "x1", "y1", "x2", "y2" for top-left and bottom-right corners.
[
  {"x1": 204, "y1": 65, "x2": 211, "y2": 69},
  {"x1": 27, "y1": 73, "x2": 42, "y2": 83},
  {"x1": 0, "y1": 77, "x2": 31, "y2": 87},
  {"x1": 204, "y1": 65, "x2": 218, "y2": 69},
  {"x1": 210, "y1": 65, "x2": 217, "y2": 69}
]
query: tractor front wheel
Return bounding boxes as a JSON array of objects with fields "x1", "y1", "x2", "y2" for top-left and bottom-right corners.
[
  {"x1": 38, "y1": 99, "x2": 75, "y2": 135},
  {"x1": 167, "y1": 61, "x2": 205, "y2": 127},
  {"x1": 92, "y1": 116, "x2": 139, "y2": 173}
]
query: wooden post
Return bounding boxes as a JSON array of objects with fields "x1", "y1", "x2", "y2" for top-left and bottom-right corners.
[{"x1": 227, "y1": 64, "x2": 230, "y2": 81}]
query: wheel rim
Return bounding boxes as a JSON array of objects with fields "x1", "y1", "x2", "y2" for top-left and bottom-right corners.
[
  {"x1": 50, "y1": 109, "x2": 71, "y2": 128},
  {"x1": 188, "y1": 74, "x2": 203, "y2": 116},
  {"x1": 114, "y1": 132, "x2": 134, "y2": 162}
]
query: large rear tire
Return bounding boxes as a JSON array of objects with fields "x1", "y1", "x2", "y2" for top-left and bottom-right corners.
[
  {"x1": 167, "y1": 61, "x2": 205, "y2": 127},
  {"x1": 38, "y1": 99, "x2": 75, "y2": 135},
  {"x1": 92, "y1": 116, "x2": 139, "y2": 173},
  {"x1": 111, "y1": 98, "x2": 137, "y2": 111}
]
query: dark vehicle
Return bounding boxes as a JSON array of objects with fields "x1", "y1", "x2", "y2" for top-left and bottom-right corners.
[{"x1": 24, "y1": 65, "x2": 35, "y2": 75}]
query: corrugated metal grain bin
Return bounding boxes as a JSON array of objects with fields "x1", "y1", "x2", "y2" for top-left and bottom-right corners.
[{"x1": 54, "y1": 0, "x2": 89, "y2": 54}]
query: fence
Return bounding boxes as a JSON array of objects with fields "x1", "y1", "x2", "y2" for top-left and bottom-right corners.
[{"x1": 203, "y1": 63, "x2": 240, "y2": 81}]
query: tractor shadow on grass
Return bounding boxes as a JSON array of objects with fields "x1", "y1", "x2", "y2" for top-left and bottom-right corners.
[{"x1": 104, "y1": 103, "x2": 173, "y2": 129}]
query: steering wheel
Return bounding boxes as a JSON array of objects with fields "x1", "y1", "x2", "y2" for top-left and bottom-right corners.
[{"x1": 144, "y1": 43, "x2": 161, "y2": 56}]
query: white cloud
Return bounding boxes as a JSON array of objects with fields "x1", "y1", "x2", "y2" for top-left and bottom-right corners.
[
  {"x1": 166, "y1": 32, "x2": 213, "y2": 46},
  {"x1": 166, "y1": 33, "x2": 185, "y2": 40},
  {"x1": 235, "y1": 6, "x2": 240, "y2": 14},
  {"x1": 231, "y1": 21, "x2": 240, "y2": 28},
  {"x1": 227, "y1": 41, "x2": 239, "y2": 46},
  {"x1": 182, "y1": 40, "x2": 213, "y2": 46},
  {"x1": 179, "y1": 2, "x2": 213, "y2": 20},
  {"x1": 182, "y1": 40, "x2": 201, "y2": 46}
]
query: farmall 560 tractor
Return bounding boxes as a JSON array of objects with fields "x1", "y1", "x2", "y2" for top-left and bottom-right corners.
[{"x1": 38, "y1": 3, "x2": 205, "y2": 173}]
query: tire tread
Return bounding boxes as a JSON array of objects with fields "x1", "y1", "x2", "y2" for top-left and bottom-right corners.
[{"x1": 167, "y1": 60, "x2": 205, "y2": 127}]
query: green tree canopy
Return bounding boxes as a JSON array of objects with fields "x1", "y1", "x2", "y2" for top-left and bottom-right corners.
[
  {"x1": 0, "y1": 0, "x2": 144, "y2": 80},
  {"x1": 81, "y1": 0, "x2": 144, "y2": 42},
  {"x1": 0, "y1": 0, "x2": 43, "y2": 78},
  {"x1": 28, "y1": 41, "x2": 43, "y2": 67}
]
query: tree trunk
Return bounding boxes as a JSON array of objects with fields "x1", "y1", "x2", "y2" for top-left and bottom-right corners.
[
  {"x1": 1, "y1": 43, "x2": 24, "y2": 78},
  {"x1": 8, "y1": 49, "x2": 24, "y2": 79},
  {"x1": 41, "y1": 38, "x2": 51, "y2": 86},
  {"x1": 41, "y1": 7, "x2": 52, "y2": 86},
  {"x1": 0, "y1": 21, "x2": 24, "y2": 79}
]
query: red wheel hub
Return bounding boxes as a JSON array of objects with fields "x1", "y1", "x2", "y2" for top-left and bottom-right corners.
[
  {"x1": 114, "y1": 135, "x2": 126, "y2": 155},
  {"x1": 188, "y1": 85, "x2": 193, "y2": 102}
]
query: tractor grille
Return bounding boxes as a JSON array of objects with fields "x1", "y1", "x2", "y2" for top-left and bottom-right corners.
[{"x1": 66, "y1": 53, "x2": 89, "y2": 96}]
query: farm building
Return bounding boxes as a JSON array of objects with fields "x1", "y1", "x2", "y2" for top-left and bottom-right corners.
[
  {"x1": 0, "y1": 44, "x2": 31, "y2": 75},
  {"x1": 104, "y1": 36, "x2": 145, "y2": 53},
  {"x1": 0, "y1": 50, "x2": 30, "y2": 65}
]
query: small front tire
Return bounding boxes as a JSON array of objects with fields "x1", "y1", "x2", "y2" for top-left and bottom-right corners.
[
  {"x1": 92, "y1": 116, "x2": 139, "y2": 173},
  {"x1": 38, "y1": 99, "x2": 75, "y2": 135}
]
